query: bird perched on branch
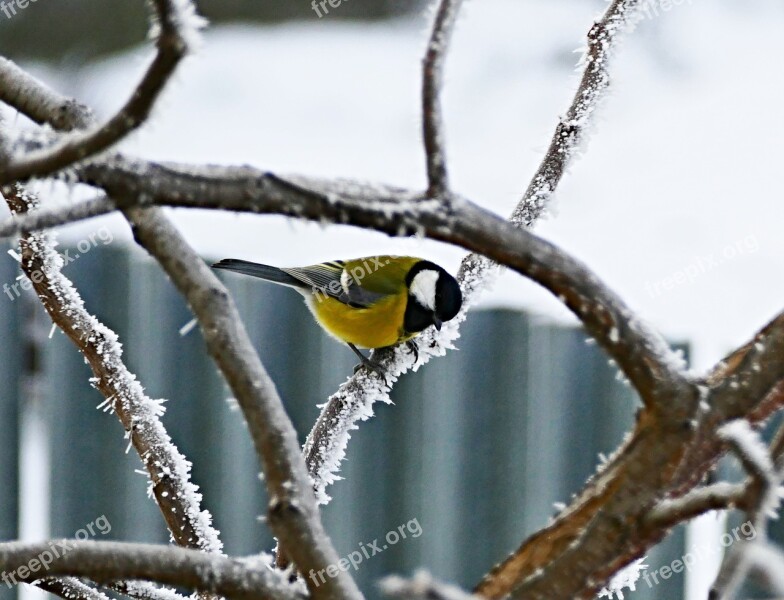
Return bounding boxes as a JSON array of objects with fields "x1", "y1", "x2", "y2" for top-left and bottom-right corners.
[{"x1": 212, "y1": 255, "x2": 462, "y2": 378}]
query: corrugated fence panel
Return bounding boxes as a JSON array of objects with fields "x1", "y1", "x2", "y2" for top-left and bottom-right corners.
[
  {"x1": 0, "y1": 246, "x2": 20, "y2": 600},
  {"x1": 1, "y1": 243, "x2": 692, "y2": 598}
]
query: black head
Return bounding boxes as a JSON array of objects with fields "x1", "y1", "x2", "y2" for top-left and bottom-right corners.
[{"x1": 403, "y1": 260, "x2": 463, "y2": 334}]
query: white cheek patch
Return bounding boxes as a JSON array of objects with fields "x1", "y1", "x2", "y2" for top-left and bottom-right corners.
[{"x1": 410, "y1": 270, "x2": 439, "y2": 311}]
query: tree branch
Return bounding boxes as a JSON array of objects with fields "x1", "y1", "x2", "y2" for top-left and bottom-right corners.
[
  {"x1": 123, "y1": 206, "x2": 362, "y2": 600},
  {"x1": 711, "y1": 311, "x2": 784, "y2": 421},
  {"x1": 1, "y1": 184, "x2": 222, "y2": 553},
  {"x1": 709, "y1": 420, "x2": 783, "y2": 600},
  {"x1": 421, "y1": 0, "x2": 463, "y2": 197},
  {"x1": 0, "y1": 57, "x2": 94, "y2": 130},
  {"x1": 381, "y1": 572, "x2": 477, "y2": 600},
  {"x1": 0, "y1": 0, "x2": 202, "y2": 185},
  {"x1": 0, "y1": 540, "x2": 304, "y2": 600},
  {"x1": 74, "y1": 159, "x2": 689, "y2": 404},
  {"x1": 0, "y1": 194, "x2": 114, "y2": 238},
  {"x1": 646, "y1": 482, "x2": 749, "y2": 529},
  {"x1": 110, "y1": 579, "x2": 191, "y2": 600},
  {"x1": 513, "y1": 0, "x2": 645, "y2": 228},
  {"x1": 35, "y1": 577, "x2": 111, "y2": 600}
]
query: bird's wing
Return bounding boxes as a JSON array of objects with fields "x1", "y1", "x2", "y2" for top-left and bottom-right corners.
[{"x1": 283, "y1": 260, "x2": 392, "y2": 308}]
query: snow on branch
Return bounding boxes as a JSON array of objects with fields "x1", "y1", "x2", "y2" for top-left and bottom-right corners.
[
  {"x1": 0, "y1": 540, "x2": 305, "y2": 600},
  {"x1": 719, "y1": 420, "x2": 778, "y2": 504},
  {"x1": 647, "y1": 482, "x2": 749, "y2": 529},
  {"x1": 35, "y1": 577, "x2": 112, "y2": 600},
  {"x1": 0, "y1": 57, "x2": 94, "y2": 131},
  {"x1": 709, "y1": 420, "x2": 784, "y2": 599},
  {"x1": 596, "y1": 557, "x2": 647, "y2": 600},
  {"x1": 422, "y1": 0, "x2": 464, "y2": 197},
  {"x1": 380, "y1": 571, "x2": 477, "y2": 600},
  {"x1": 0, "y1": 0, "x2": 202, "y2": 185},
  {"x1": 0, "y1": 194, "x2": 114, "y2": 239},
  {"x1": 110, "y1": 579, "x2": 192, "y2": 600},
  {"x1": 711, "y1": 311, "x2": 784, "y2": 420},
  {"x1": 1, "y1": 184, "x2": 222, "y2": 553},
  {"x1": 513, "y1": 0, "x2": 645, "y2": 228}
]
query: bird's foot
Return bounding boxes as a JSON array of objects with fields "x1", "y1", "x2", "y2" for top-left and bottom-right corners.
[
  {"x1": 348, "y1": 343, "x2": 388, "y2": 385},
  {"x1": 352, "y1": 358, "x2": 387, "y2": 384},
  {"x1": 405, "y1": 340, "x2": 419, "y2": 363}
]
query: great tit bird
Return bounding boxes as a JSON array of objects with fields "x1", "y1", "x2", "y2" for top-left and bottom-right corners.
[{"x1": 212, "y1": 255, "x2": 462, "y2": 376}]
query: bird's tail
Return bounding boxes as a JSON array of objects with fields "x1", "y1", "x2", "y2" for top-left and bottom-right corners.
[{"x1": 212, "y1": 259, "x2": 303, "y2": 288}]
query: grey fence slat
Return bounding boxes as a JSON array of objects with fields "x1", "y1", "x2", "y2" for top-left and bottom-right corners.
[{"x1": 0, "y1": 246, "x2": 20, "y2": 600}]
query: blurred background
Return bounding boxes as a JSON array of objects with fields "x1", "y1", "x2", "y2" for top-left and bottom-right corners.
[{"x1": 1, "y1": 0, "x2": 783, "y2": 598}]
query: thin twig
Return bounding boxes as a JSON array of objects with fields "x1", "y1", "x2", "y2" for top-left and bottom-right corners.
[
  {"x1": 110, "y1": 580, "x2": 190, "y2": 600},
  {"x1": 421, "y1": 0, "x2": 463, "y2": 198},
  {"x1": 711, "y1": 312, "x2": 784, "y2": 420},
  {"x1": 513, "y1": 0, "x2": 644, "y2": 228},
  {"x1": 646, "y1": 482, "x2": 749, "y2": 529},
  {"x1": 709, "y1": 420, "x2": 782, "y2": 600},
  {"x1": 381, "y1": 571, "x2": 477, "y2": 600},
  {"x1": 0, "y1": 194, "x2": 114, "y2": 238},
  {"x1": 0, "y1": 0, "x2": 202, "y2": 186},
  {"x1": 35, "y1": 577, "x2": 112, "y2": 600}
]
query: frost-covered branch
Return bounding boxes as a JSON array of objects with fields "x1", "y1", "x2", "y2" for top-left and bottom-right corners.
[
  {"x1": 709, "y1": 420, "x2": 784, "y2": 600},
  {"x1": 421, "y1": 0, "x2": 463, "y2": 197},
  {"x1": 123, "y1": 206, "x2": 362, "y2": 600},
  {"x1": 1, "y1": 184, "x2": 222, "y2": 552},
  {"x1": 380, "y1": 571, "x2": 476, "y2": 600},
  {"x1": 719, "y1": 420, "x2": 778, "y2": 518},
  {"x1": 0, "y1": 0, "x2": 203, "y2": 185},
  {"x1": 0, "y1": 540, "x2": 305, "y2": 600},
  {"x1": 711, "y1": 311, "x2": 784, "y2": 420},
  {"x1": 110, "y1": 579, "x2": 192, "y2": 600},
  {"x1": 35, "y1": 577, "x2": 111, "y2": 600},
  {"x1": 0, "y1": 194, "x2": 114, "y2": 238},
  {"x1": 513, "y1": 0, "x2": 644, "y2": 227},
  {"x1": 646, "y1": 482, "x2": 749, "y2": 529},
  {"x1": 0, "y1": 57, "x2": 94, "y2": 131}
]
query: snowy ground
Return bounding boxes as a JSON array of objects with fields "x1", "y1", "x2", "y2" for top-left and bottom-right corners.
[{"x1": 5, "y1": 1, "x2": 784, "y2": 596}]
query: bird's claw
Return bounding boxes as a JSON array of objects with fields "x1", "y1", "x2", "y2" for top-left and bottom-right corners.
[
  {"x1": 405, "y1": 340, "x2": 419, "y2": 363},
  {"x1": 353, "y1": 359, "x2": 387, "y2": 385}
]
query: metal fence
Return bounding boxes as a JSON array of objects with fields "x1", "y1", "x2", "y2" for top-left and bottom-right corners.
[{"x1": 0, "y1": 243, "x2": 688, "y2": 599}]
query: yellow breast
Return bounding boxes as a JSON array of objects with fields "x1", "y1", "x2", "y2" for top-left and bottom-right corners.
[{"x1": 306, "y1": 292, "x2": 413, "y2": 349}]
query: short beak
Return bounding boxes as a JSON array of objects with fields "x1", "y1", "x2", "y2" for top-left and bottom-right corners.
[{"x1": 433, "y1": 318, "x2": 442, "y2": 331}]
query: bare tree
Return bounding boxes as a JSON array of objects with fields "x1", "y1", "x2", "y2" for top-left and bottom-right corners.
[{"x1": 1, "y1": 1, "x2": 783, "y2": 599}]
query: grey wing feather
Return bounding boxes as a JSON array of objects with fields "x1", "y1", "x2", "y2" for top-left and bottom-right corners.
[
  {"x1": 284, "y1": 262, "x2": 389, "y2": 308},
  {"x1": 282, "y1": 263, "x2": 344, "y2": 291}
]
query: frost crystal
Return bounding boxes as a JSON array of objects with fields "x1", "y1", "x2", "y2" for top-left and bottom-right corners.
[{"x1": 597, "y1": 558, "x2": 647, "y2": 599}]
